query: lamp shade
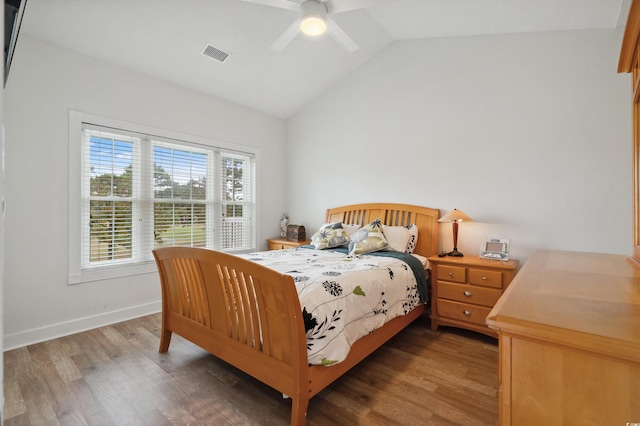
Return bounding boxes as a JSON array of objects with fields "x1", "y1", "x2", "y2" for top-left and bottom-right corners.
[{"x1": 438, "y1": 209, "x2": 473, "y2": 223}]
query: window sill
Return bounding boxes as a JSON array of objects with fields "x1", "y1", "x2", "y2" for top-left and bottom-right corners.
[{"x1": 68, "y1": 262, "x2": 157, "y2": 285}]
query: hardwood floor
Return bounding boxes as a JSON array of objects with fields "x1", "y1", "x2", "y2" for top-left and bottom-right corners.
[{"x1": 4, "y1": 313, "x2": 498, "y2": 425}]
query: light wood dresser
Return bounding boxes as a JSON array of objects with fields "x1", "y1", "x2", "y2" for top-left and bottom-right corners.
[
  {"x1": 428, "y1": 255, "x2": 518, "y2": 337},
  {"x1": 486, "y1": 250, "x2": 640, "y2": 425}
]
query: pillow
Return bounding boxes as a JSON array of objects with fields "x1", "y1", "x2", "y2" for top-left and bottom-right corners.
[
  {"x1": 342, "y1": 223, "x2": 361, "y2": 237},
  {"x1": 348, "y1": 219, "x2": 389, "y2": 255},
  {"x1": 311, "y1": 222, "x2": 350, "y2": 250},
  {"x1": 383, "y1": 224, "x2": 419, "y2": 253},
  {"x1": 382, "y1": 225, "x2": 410, "y2": 252},
  {"x1": 405, "y1": 224, "x2": 418, "y2": 253}
]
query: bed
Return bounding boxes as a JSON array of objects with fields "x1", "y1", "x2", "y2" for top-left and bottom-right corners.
[{"x1": 152, "y1": 203, "x2": 439, "y2": 425}]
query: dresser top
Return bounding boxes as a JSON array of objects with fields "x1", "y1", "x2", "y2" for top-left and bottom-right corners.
[{"x1": 487, "y1": 249, "x2": 640, "y2": 362}]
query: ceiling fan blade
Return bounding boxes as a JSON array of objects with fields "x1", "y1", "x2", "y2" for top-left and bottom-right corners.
[
  {"x1": 326, "y1": 18, "x2": 359, "y2": 52},
  {"x1": 325, "y1": 0, "x2": 397, "y2": 14},
  {"x1": 241, "y1": 0, "x2": 300, "y2": 11},
  {"x1": 271, "y1": 18, "x2": 302, "y2": 51}
]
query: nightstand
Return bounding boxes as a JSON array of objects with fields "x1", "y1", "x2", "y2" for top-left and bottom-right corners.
[
  {"x1": 267, "y1": 238, "x2": 311, "y2": 250},
  {"x1": 427, "y1": 255, "x2": 518, "y2": 337}
]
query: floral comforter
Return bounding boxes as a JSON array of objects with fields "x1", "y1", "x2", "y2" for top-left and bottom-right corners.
[{"x1": 239, "y1": 246, "x2": 428, "y2": 366}]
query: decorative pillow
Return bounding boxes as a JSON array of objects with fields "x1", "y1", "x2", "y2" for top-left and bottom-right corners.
[
  {"x1": 311, "y1": 222, "x2": 349, "y2": 250},
  {"x1": 348, "y1": 219, "x2": 389, "y2": 255},
  {"x1": 405, "y1": 224, "x2": 418, "y2": 253},
  {"x1": 383, "y1": 224, "x2": 419, "y2": 253},
  {"x1": 342, "y1": 223, "x2": 361, "y2": 237}
]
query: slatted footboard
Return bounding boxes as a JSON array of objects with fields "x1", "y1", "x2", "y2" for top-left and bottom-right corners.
[{"x1": 152, "y1": 247, "x2": 310, "y2": 425}]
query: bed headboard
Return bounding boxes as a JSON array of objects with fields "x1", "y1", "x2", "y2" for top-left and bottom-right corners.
[{"x1": 324, "y1": 203, "x2": 440, "y2": 258}]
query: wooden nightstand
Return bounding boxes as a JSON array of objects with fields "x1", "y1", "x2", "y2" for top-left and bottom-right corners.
[
  {"x1": 267, "y1": 238, "x2": 311, "y2": 250},
  {"x1": 427, "y1": 255, "x2": 518, "y2": 337}
]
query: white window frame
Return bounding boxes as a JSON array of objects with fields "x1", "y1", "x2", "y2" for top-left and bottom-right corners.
[{"x1": 68, "y1": 111, "x2": 260, "y2": 284}]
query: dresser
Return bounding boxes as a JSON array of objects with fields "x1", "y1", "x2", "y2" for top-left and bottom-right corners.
[
  {"x1": 619, "y1": 0, "x2": 640, "y2": 264},
  {"x1": 486, "y1": 250, "x2": 640, "y2": 425},
  {"x1": 428, "y1": 255, "x2": 518, "y2": 337}
]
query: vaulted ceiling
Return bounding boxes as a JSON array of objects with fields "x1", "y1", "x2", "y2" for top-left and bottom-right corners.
[{"x1": 20, "y1": 0, "x2": 630, "y2": 119}]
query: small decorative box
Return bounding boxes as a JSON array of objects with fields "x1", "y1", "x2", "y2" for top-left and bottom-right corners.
[{"x1": 286, "y1": 225, "x2": 306, "y2": 241}]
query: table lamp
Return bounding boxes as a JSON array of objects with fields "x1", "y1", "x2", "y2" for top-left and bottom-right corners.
[{"x1": 438, "y1": 209, "x2": 473, "y2": 257}]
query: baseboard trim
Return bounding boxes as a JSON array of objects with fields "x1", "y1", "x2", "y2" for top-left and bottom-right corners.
[{"x1": 3, "y1": 301, "x2": 162, "y2": 351}]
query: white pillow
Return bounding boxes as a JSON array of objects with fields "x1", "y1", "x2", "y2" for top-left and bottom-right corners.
[
  {"x1": 342, "y1": 223, "x2": 361, "y2": 237},
  {"x1": 311, "y1": 222, "x2": 349, "y2": 250},
  {"x1": 348, "y1": 219, "x2": 389, "y2": 255},
  {"x1": 382, "y1": 224, "x2": 419, "y2": 253},
  {"x1": 382, "y1": 225, "x2": 410, "y2": 252}
]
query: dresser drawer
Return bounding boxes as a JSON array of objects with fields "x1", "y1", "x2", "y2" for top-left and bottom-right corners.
[
  {"x1": 437, "y1": 281, "x2": 502, "y2": 307},
  {"x1": 436, "y1": 299, "x2": 493, "y2": 326},
  {"x1": 468, "y1": 268, "x2": 503, "y2": 288},
  {"x1": 437, "y1": 265, "x2": 466, "y2": 283}
]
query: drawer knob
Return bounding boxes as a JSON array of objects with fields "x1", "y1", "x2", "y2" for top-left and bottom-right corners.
[
  {"x1": 463, "y1": 310, "x2": 471, "y2": 316},
  {"x1": 482, "y1": 276, "x2": 487, "y2": 280},
  {"x1": 463, "y1": 291, "x2": 472, "y2": 297},
  {"x1": 448, "y1": 272, "x2": 453, "y2": 277}
]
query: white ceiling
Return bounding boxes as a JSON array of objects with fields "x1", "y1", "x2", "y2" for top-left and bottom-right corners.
[{"x1": 19, "y1": 0, "x2": 630, "y2": 119}]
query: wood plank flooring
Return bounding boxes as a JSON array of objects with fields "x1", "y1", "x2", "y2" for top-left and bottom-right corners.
[{"x1": 4, "y1": 313, "x2": 499, "y2": 425}]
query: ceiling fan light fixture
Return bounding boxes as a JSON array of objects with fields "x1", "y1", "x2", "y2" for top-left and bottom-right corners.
[
  {"x1": 300, "y1": 16, "x2": 327, "y2": 36},
  {"x1": 299, "y1": 0, "x2": 328, "y2": 36}
]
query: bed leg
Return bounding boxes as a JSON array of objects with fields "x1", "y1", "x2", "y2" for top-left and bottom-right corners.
[
  {"x1": 159, "y1": 329, "x2": 172, "y2": 353},
  {"x1": 290, "y1": 397, "x2": 308, "y2": 426}
]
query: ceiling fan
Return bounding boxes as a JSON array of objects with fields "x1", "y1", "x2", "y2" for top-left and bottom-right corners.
[{"x1": 241, "y1": 0, "x2": 393, "y2": 52}]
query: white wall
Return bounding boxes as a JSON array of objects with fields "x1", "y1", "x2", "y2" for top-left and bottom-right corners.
[
  {"x1": 3, "y1": 36, "x2": 287, "y2": 349},
  {"x1": 287, "y1": 29, "x2": 632, "y2": 262}
]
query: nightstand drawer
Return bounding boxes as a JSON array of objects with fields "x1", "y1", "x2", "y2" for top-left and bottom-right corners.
[
  {"x1": 267, "y1": 238, "x2": 311, "y2": 250},
  {"x1": 468, "y1": 268, "x2": 503, "y2": 288},
  {"x1": 437, "y1": 281, "x2": 502, "y2": 307},
  {"x1": 437, "y1": 265, "x2": 466, "y2": 283},
  {"x1": 436, "y1": 299, "x2": 493, "y2": 326},
  {"x1": 269, "y1": 241, "x2": 290, "y2": 250}
]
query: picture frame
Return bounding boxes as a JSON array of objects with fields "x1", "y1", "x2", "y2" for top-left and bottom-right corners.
[{"x1": 479, "y1": 237, "x2": 510, "y2": 261}]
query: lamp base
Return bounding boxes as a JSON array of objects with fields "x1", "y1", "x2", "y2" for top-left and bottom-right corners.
[{"x1": 447, "y1": 249, "x2": 464, "y2": 257}]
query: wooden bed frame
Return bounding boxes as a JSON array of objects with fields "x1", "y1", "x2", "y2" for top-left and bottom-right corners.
[{"x1": 152, "y1": 203, "x2": 439, "y2": 425}]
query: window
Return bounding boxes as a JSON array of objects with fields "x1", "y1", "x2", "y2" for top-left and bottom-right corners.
[{"x1": 69, "y1": 112, "x2": 258, "y2": 283}]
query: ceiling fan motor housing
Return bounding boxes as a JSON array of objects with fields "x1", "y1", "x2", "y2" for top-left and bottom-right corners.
[{"x1": 301, "y1": 0, "x2": 328, "y2": 18}]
